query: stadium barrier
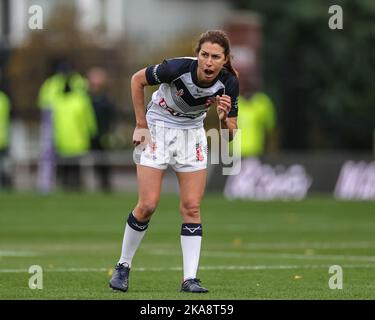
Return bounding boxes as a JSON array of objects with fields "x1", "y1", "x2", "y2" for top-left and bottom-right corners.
[
  {"x1": 3, "y1": 151, "x2": 375, "y2": 200},
  {"x1": 8, "y1": 150, "x2": 179, "y2": 192},
  {"x1": 207, "y1": 152, "x2": 375, "y2": 200}
]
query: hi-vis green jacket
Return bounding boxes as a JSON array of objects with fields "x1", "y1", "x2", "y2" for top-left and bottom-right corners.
[{"x1": 0, "y1": 91, "x2": 10, "y2": 151}]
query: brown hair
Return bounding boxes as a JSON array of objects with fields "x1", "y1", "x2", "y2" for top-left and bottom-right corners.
[{"x1": 195, "y1": 30, "x2": 238, "y2": 77}]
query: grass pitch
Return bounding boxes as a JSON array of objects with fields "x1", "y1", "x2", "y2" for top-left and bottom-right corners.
[{"x1": 1, "y1": 192, "x2": 375, "y2": 300}]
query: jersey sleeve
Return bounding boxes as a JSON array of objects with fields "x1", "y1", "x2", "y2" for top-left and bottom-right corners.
[
  {"x1": 226, "y1": 76, "x2": 239, "y2": 118},
  {"x1": 145, "y1": 58, "x2": 191, "y2": 85}
]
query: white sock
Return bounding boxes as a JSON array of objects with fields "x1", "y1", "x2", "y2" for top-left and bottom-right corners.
[
  {"x1": 118, "y1": 212, "x2": 149, "y2": 268},
  {"x1": 180, "y1": 223, "x2": 203, "y2": 281}
]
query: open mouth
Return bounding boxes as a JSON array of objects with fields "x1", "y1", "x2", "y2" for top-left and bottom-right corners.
[{"x1": 204, "y1": 69, "x2": 214, "y2": 77}]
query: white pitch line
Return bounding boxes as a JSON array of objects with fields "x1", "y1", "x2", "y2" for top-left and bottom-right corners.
[
  {"x1": 1, "y1": 264, "x2": 375, "y2": 273},
  {"x1": 200, "y1": 224, "x2": 375, "y2": 233},
  {"x1": 141, "y1": 241, "x2": 375, "y2": 251},
  {"x1": 0, "y1": 251, "x2": 38, "y2": 257},
  {"x1": 148, "y1": 249, "x2": 375, "y2": 262},
  {"x1": 241, "y1": 242, "x2": 375, "y2": 249}
]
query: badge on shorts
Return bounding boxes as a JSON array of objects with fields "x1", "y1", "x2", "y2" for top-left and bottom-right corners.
[
  {"x1": 151, "y1": 142, "x2": 157, "y2": 160},
  {"x1": 195, "y1": 143, "x2": 204, "y2": 162}
]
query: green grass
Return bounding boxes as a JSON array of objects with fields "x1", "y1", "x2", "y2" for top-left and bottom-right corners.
[{"x1": 1, "y1": 192, "x2": 375, "y2": 299}]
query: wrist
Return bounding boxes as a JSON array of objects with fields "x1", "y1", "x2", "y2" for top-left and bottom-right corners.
[{"x1": 136, "y1": 120, "x2": 148, "y2": 128}]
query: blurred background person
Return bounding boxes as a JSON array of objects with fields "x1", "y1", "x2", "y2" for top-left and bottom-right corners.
[
  {"x1": 37, "y1": 59, "x2": 87, "y2": 193},
  {"x1": 87, "y1": 67, "x2": 115, "y2": 192},
  {"x1": 232, "y1": 86, "x2": 276, "y2": 159},
  {"x1": 52, "y1": 73, "x2": 97, "y2": 191},
  {"x1": 0, "y1": 69, "x2": 11, "y2": 189}
]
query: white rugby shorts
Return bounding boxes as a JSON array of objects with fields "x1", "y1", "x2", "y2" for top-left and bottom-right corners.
[{"x1": 136, "y1": 124, "x2": 208, "y2": 172}]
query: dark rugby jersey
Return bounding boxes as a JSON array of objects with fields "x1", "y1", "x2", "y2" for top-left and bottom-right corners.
[{"x1": 145, "y1": 57, "x2": 239, "y2": 129}]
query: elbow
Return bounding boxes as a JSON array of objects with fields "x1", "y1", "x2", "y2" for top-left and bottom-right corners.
[
  {"x1": 131, "y1": 69, "x2": 148, "y2": 88},
  {"x1": 131, "y1": 73, "x2": 140, "y2": 86}
]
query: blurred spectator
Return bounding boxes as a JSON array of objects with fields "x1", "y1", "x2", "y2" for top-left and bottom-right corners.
[
  {"x1": 87, "y1": 67, "x2": 115, "y2": 192},
  {"x1": 37, "y1": 59, "x2": 93, "y2": 192},
  {"x1": 38, "y1": 60, "x2": 87, "y2": 110},
  {"x1": 232, "y1": 88, "x2": 276, "y2": 159},
  {"x1": 0, "y1": 85, "x2": 11, "y2": 189},
  {"x1": 52, "y1": 74, "x2": 97, "y2": 191}
]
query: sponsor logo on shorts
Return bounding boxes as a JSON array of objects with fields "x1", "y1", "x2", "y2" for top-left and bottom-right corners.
[
  {"x1": 196, "y1": 143, "x2": 204, "y2": 162},
  {"x1": 151, "y1": 142, "x2": 157, "y2": 160}
]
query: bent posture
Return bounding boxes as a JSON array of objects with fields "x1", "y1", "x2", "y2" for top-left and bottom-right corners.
[{"x1": 109, "y1": 30, "x2": 239, "y2": 293}]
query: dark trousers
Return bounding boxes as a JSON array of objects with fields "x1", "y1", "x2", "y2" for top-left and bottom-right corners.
[
  {"x1": 57, "y1": 156, "x2": 82, "y2": 191},
  {"x1": 0, "y1": 150, "x2": 11, "y2": 189},
  {"x1": 92, "y1": 150, "x2": 112, "y2": 192},
  {"x1": 94, "y1": 163, "x2": 111, "y2": 191}
]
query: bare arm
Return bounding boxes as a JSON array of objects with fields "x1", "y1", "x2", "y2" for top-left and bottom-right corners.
[
  {"x1": 131, "y1": 68, "x2": 151, "y2": 146},
  {"x1": 220, "y1": 117, "x2": 237, "y2": 142},
  {"x1": 131, "y1": 68, "x2": 149, "y2": 129},
  {"x1": 216, "y1": 95, "x2": 238, "y2": 142}
]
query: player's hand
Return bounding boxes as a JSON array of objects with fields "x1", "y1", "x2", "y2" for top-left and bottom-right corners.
[
  {"x1": 216, "y1": 95, "x2": 231, "y2": 121},
  {"x1": 133, "y1": 126, "x2": 151, "y2": 147}
]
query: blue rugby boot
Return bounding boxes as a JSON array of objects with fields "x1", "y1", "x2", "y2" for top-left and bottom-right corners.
[
  {"x1": 109, "y1": 263, "x2": 130, "y2": 292},
  {"x1": 180, "y1": 278, "x2": 209, "y2": 293}
]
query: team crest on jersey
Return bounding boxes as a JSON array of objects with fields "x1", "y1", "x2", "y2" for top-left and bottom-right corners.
[
  {"x1": 175, "y1": 89, "x2": 184, "y2": 97},
  {"x1": 205, "y1": 97, "x2": 215, "y2": 108}
]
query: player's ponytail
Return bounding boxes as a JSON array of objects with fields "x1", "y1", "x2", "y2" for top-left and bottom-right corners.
[
  {"x1": 224, "y1": 56, "x2": 239, "y2": 78},
  {"x1": 195, "y1": 30, "x2": 239, "y2": 78}
]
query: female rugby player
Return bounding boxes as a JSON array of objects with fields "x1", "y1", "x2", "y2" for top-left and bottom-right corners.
[{"x1": 110, "y1": 30, "x2": 239, "y2": 293}]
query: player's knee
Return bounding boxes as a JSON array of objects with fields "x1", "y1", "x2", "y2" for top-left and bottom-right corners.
[
  {"x1": 137, "y1": 201, "x2": 158, "y2": 218},
  {"x1": 180, "y1": 202, "x2": 200, "y2": 220}
]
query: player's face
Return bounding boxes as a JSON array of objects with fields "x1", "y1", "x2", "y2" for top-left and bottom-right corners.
[{"x1": 196, "y1": 42, "x2": 228, "y2": 86}]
